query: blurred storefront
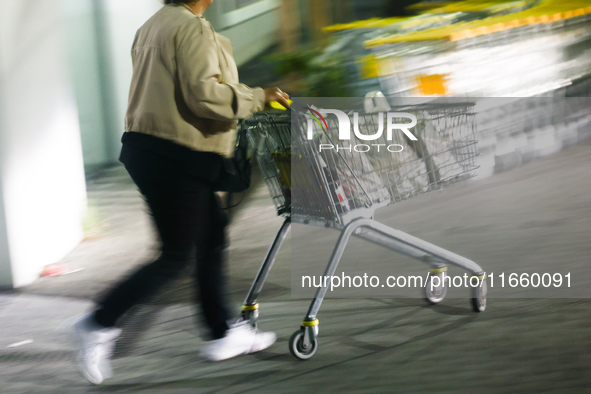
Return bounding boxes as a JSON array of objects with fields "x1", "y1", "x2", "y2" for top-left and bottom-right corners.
[{"x1": 271, "y1": 0, "x2": 591, "y2": 178}]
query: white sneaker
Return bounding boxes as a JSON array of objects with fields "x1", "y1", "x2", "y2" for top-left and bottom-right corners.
[
  {"x1": 71, "y1": 314, "x2": 122, "y2": 385},
  {"x1": 200, "y1": 321, "x2": 276, "y2": 361}
]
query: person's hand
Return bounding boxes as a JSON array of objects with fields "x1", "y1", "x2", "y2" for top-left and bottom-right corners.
[{"x1": 264, "y1": 87, "x2": 291, "y2": 109}]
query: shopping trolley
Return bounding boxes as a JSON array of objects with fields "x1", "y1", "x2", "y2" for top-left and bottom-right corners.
[{"x1": 240, "y1": 103, "x2": 487, "y2": 360}]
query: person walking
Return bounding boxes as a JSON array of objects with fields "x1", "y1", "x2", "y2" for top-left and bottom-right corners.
[{"x1": 72, "y1": 0, "x2": 290, "y2": 385}]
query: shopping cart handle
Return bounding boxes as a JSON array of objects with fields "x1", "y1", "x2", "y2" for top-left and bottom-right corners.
[{"x1": 268, "y1": 100, "x2": 293, "y2": 111}]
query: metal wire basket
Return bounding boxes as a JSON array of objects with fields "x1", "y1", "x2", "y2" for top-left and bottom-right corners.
[{"x1": 245, "y1": 102, "x2": 479, "y2": 227}]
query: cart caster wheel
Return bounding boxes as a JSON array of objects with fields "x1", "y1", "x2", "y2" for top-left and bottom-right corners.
[
  {"x1": 424, "y1": 271, "x2": 447, "y2": 304},
  {"x1": 242, "y1": 312, "x2": 258, "y2": 329},
  {"x1": 241, "y1": 305, "x2": 259, "y2": 329},
  {"x1": 470, "y1": 276, "x2": 487, "y2": 313},
  {"x1": 289, "y1": 330, "x2": 319, "y2": 360}
]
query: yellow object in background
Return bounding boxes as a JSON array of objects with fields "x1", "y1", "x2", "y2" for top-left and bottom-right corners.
[
  {"x1": 323, "y1": 17, "x2": 405, "y2": 32},
  {"x1": 358, "y1": 55, "x2": 401, "y2": 79},
  {"x1": 416, "y1": 74, "x2": 449, "y2": 95},
  {"x1": 364, "y1": 0, "x2": 591, "y2": 46},
  {"x1": 359, "y1": 55, "x2": 381, "y2": 79}
]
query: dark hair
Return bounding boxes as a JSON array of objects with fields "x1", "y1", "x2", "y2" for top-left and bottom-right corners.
[{"x1": 164, "y1": 0, "x2": 194, "y2": 4}]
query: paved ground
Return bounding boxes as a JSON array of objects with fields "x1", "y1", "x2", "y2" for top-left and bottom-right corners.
[{"x1": 1, "y1": 139, "x2": 590, "y2": 393}]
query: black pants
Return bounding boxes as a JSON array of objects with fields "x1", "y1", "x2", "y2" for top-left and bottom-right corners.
[{"x1": 93, "y1": 143, "x2": 230, "y2": 339}]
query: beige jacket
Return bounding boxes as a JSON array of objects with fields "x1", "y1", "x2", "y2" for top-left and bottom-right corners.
[{"x1": 124, "y1": 4, "x2": 266, "y2": 158}]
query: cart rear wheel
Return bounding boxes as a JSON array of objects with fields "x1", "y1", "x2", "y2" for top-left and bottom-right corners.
[
  {"x1": 471, "y1": 276, "x2": 487, "y2": 312},
  {"x1": 289, "y1": 330, "x2": 319, "y2": 360},
  {"x1": 424, "y1": 272, "x2": 447, "y2": 304}
]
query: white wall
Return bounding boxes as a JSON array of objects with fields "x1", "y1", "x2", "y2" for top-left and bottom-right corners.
[
  {"x1": 0, "y1": 90, "x2": 13, "y2": 288},
  {"x1": 61, "y1": 0, "x2": 110, "y2": 168},
  {"x1": 0, "y1": 0, "x2": 87, "y2": 288}
]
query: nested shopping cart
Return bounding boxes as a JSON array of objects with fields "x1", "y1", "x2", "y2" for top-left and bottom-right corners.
[{"x1": 240, "y1": 102, "x2": 487, "y2": 360}]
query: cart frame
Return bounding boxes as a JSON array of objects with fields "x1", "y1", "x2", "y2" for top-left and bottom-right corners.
[{"x1": 240, "y1": 105, "x2": 487, "y2": 360}]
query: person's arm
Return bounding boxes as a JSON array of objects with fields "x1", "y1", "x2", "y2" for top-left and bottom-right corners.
[{"x1": 175, "y1": 19, "x2": 269, "y2": 121}]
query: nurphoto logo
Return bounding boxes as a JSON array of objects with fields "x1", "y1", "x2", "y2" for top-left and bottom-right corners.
[{"x1": 305, "y1": 107, "x2": 418, "y2": 153}]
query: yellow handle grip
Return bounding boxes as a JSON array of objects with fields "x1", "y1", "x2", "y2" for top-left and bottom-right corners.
[{"x1": 268, "y1": 100, "x2": 292, "y2": 110}]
